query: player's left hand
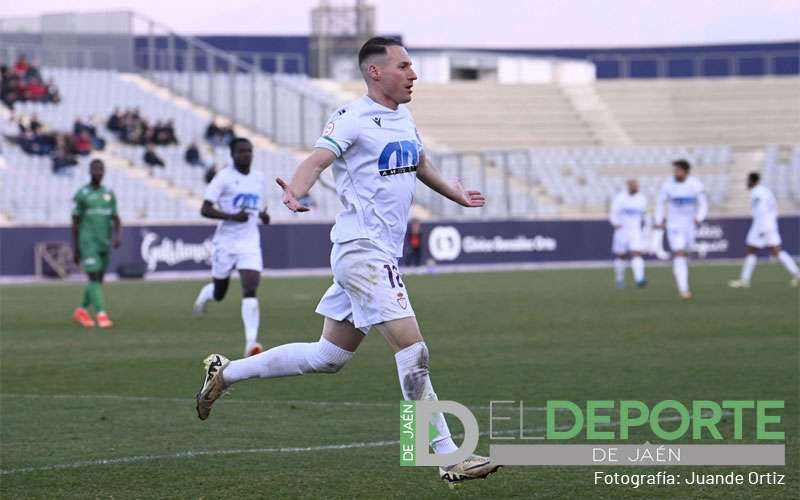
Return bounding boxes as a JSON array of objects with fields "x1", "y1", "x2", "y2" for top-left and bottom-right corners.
[
  {"x1": 454, "y1": 180, "x2": 486, "y2": 207},
  {"x1": 276, "y1": 177, "x2": 310, "y2": 213},
  {"x1": 259, "y1": 210, "x2": 271, "y2": 225}
]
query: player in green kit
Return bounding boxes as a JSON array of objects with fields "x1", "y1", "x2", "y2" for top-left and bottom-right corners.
[{"x1": 71, "y1": 159, "x2": 122, "y2": 328}]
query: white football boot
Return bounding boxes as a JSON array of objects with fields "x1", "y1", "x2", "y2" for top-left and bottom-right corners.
[
  {"x1": 196, "y1": 354, "x2": 230, "y2": 420},
  {"x1": 728, "y1": 280, "x2": 750, "y2": 289},
  {"x1": 439, "y1": 454, "x2": 501, "y2": 488}
]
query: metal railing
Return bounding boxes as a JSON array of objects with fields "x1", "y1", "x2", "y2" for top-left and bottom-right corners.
[{"x1": 0, "y1": 11, "x2": 337, "y2": 149}]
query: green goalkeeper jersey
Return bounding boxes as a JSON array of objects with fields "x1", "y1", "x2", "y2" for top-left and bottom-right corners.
[{"x1": 73, "y1": 184, "x2": 118, "y2": 248}]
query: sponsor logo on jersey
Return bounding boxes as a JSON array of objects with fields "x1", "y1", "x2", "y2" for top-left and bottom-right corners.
[
  {"x1": 669, "y1": 196, "x2": 697, "y2": 206},
  {"x1": 232, "y1": 193, "x2": 260, "y2": 210},
  {"x1": 378, "y1": 140, "x2": 420, "y2": 177},
  {"x1": 323, "y1": 121, "x2": 335, "y2": 135}
]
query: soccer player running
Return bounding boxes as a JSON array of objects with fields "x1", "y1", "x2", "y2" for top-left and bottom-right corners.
[
  {"x1": 196, "y1": 37, "x2": 498, "y2": 486},
  {"x1": 71, "y1": 159, "x2": 121, "y2": 328},
  {"x1": 193, "y1": 137, "x2": 271, "y2": 357},
  {"x1": 609, "y1": 178, "x2": 648, "y2": 288},
  {"x1": 729, "y1": 172, "x2": 799, "y2": 288},
  {"x1": 654, "y1": 159, "x2": 707, "y2": 300}
]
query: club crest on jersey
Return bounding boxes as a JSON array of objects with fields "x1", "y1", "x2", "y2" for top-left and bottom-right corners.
[
  {"x1": 103, "y1": 193, "x2": 112, "y2": 202},
  {"x1": 233, "y1": 193, "x2": 260, "y2": 210},
  {"x1": 378, "y1": 140, "x2": 420, "y2": 177},
  {"x1": 397, "y1": 292, "x2": 407, "y2": 310}
]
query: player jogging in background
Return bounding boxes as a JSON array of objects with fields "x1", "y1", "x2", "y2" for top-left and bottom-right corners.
[
  {"x1": 654, "y1": 159, "x2": 707, "y2": 300},
  {"x1": 195, "y1": 37, "x2": 499, "y2": 487},
  {"x1": 609, "y1": 178, "x2": 648, "y2": 288},
  {"x1": 193, "y1": 137, "x2": 271, "y2": 357},
  {"x1": 729, "y1": 172, "x2": 799, "y2": 288},
  {"x1": 71, "y1": 159, "x2": 121, "y2": 328}
]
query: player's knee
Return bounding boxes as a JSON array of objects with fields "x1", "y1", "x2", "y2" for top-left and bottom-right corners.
[
  {"x1": 242, "y1": 287, "x2": 257, "y2": 298},
  {"x1": 308, "y1": 338, "x2": 353, "y2": 374},
  {"x1": 213, "y1": 285, "x2": 227, "y2": 301}
]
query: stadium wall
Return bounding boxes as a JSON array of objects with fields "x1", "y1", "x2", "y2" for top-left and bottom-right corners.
[{"x1": 1, "y1": 217, "x2": 797, "y2": 277}]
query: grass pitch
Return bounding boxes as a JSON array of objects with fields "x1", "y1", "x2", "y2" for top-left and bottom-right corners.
[{"x1": 1, "y1": 264, "x2": 798, "y2": 499}]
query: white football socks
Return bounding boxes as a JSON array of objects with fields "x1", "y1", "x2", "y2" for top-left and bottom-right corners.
[
  {"x1": 196, "y1": 283, "x2": 214, "y2": 307},
  {"x1": 241, "y1": 297, "x2": 260, "y2": 346},
  {"x1": 631, "y1": 256, "x2": 645, "y2": 283},
  {"x1": 224, "y1": 336, "x2": 353, "y2": 383},
  {"x1": 740, "y1": 254, "x2": 757, "y2": 283},
  {"x1": 613, "y1": 258, "x2": 626, "y2": 282},
  {"x1": 395, "y1": 342, "x2": 458, "y2": 455},
  {"x1": 673, "y1": 256, "x2": 689, "y2": 293},
  {"x1": 777, "y1": 251, "x2": 799, "y2": 277}
]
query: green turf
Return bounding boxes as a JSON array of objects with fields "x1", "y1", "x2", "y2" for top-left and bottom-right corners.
[{"x1": 1, "y1": 264, "x2": 798, "y2": 499}]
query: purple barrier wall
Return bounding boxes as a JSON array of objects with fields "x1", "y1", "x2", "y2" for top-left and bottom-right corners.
[{"x1": 1, "y1": 217, "x2": 797, "y2": 276}]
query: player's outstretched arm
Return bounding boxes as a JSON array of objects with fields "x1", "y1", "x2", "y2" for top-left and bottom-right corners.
[
  {"x1": 416, "y1": 152, "x2": 486, "y2": 207},
  {"x1": 276, "y1": 148, "x2": 336, "y2": 212}
]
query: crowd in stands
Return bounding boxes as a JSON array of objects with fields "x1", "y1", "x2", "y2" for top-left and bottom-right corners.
[
  {"x1": 2, "y1": 113, "x2": 106, "y2": 174},
  {"x1": 1, "y1": 56, "x2": 61, "y2": 109},
  {"x1": 205, "y1": 118, "x2": 235, "y2": 146},
  {"x1": 106, "y1": 108, "x2": 177, "y2": 146}
]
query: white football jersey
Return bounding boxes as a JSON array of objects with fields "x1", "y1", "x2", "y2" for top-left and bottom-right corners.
[
  {"x1": 204, "y1": 166, "x2": 265, "y2": 252},
  {"x1": 609, "y1": 191, "x2": 648, "y2": 233},
  {"x1": 750, "y1": 184, "x2": 779, "y2": 232},
  {"x1": 314, "y1": 95, "x2": 422, "y2": 258},
  {"x1": 655, "y1": 176, "x2": 708, "y2": 228}
]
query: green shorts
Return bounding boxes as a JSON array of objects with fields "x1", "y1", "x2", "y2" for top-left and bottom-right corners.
[{"x1": 80, "y1": 242, "x2": 110, "y2": 273}]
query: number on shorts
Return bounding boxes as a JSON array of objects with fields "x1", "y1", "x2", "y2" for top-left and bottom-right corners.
[{"x1": 383, "y1": 264, "x2": 404, "y2": 288}]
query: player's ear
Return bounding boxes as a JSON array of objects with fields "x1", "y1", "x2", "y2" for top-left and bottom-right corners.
[{"x1": 368, "y1": 63, "x2": 381, "y2": 81}]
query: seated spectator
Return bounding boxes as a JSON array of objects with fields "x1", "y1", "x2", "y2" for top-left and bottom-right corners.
[
  {"x1": 29, "y1": 114, "x2": 43, "y2": 134},
  {"x1": 51, "y1": 147, "x2": 78, "y2": 175},
  {"x1": 14, "y1": 56, "x2": 29, "y2": 76},
  {"x1": 184, "y1": 142, "x2": 206, "y2": 168},
  {"x1": 204, "y1": 117, "x2": 234, "y2": 146},
  {"x1": 74, "y1": 131, "x2": 92, "y2": 156},
  {"x1": 143, "y1": 145, "x2": 165, "y2": 168},
  {"x1": 1, "y1": 57, "x2": 59, "y2": 109},
  {"x1": 45, "y1": 79, "x2": 60, "y2": 103},
  {"x1": 106, "y1": 108, "x2": 123, "y2": 132},
  {"x1": 25, "y1": 78, "x2": 47, "y2": 101}
]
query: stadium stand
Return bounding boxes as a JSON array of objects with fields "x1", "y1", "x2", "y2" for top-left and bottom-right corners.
[
  {"x1": 0, "y1": 68, "x2": 340, "y2": 223},
  {"x1": 1, "y1": 60, "x2": 798, "y2": 223},
  {"x1": 595, "y1": 77, "x2": 800, "y2": 146},
  {"x1": 340, "y1": 80, "x2": 597, "y2": 150}
]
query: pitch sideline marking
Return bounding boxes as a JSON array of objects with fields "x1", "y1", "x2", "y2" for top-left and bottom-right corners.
[
  {"x1": 0, "y1": 413, "x2": 726, "y2": 476},
  {"x1": 0, "y1": 393, "x2": 549, "y2": 411}
]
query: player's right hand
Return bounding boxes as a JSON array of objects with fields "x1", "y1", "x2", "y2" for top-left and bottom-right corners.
[
  {"x1": 230, "y1": 209, "x2": 249, "y2": 222},
  {"x1": 276, "y1": 177, "x2": 310, "y2": 213}
]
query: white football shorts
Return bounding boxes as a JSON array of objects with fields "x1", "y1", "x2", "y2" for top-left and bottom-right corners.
[
  {"x1": 211, "y1": 245, "x2": 263, "y2": 279},
  {"x1": 666, "y1": 225, "x2": 696, "y2": 253},
  {"x1": 316, "y1": 239, "x2": 415, "y2": 334},
  {"x1": 745, "y1": 225, "x2": 782, "y2": 248},
  {"x1": 612, "y1": 228, "x2": 644, "y2": 255}
]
